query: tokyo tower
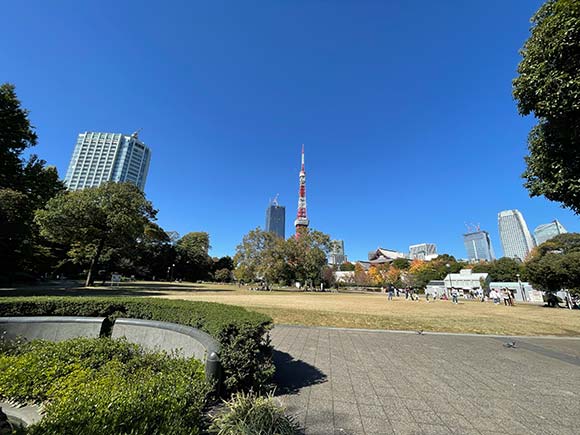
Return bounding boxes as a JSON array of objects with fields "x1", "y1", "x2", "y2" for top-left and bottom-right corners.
[{"x1": 294, "y1": 144, "x2": 309, "y2": 237}]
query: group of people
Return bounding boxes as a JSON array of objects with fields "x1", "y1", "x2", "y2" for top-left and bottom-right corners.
[
  {"x1": 382, "y1": 285, "x2": 517, "y2": 306},
  {"x1": 489, "y1": 288, "x2": 515, "y2": 306}
]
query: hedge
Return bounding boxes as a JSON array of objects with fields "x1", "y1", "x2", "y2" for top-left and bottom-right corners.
[
  {"x1": 0, "y1": 297, "x2": 274, "y2": 395},
  {"x1": 0, "y1": 337, "x2": 210, "y2": 434}
]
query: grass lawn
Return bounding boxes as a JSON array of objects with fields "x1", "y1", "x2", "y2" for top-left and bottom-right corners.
[{"x1": 2, "y1": 281, "x2": 580, "y2": 336}]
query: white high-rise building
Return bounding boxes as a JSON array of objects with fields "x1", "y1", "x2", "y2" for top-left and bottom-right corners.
[
  {"x1": 64, "y1": 131, "x2": 151, "y2": 191},
  {"x1": 409, "y1": 243, "x2": 437, "y2": 260},
  {"x1": 534, "y1": 220, "x2": 567, "y2": 245},
  {"x1": 498, "y1": 209, "x2": 535, "y2": 260}
]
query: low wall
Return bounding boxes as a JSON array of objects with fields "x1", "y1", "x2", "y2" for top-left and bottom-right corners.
[
  {"x1": 0, "y1": 316, "x2": 104, "y2": 342},
  {"x1": 0, "y1": 317, "x2": 221, "y2": 383},
  {"x1": 112, "y1": 318, "x2": 221, "y2": 381},
  {"x1": 0, "y1": 316, "x2": 222, "y2": 427}
]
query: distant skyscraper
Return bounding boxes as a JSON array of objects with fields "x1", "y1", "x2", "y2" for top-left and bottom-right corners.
[
  {"x1": 328, "y1": 240, "x2": 347, "y2": 265},
  {"x1": 498, "y1": 209, "x2": 535, "y2": 260},
  {"x1": 534, "y1": 220, "x2": 567, "y2": 245},
  {"x1": 294, "y1": 145, "x2": 309, "y2": 236},
  {"x1": 409, "y1": 243, "x2": 437, "y2": 260},
  {"x1": 64, "y1": 131, "x2": 151, "y2": 191},
  {"x1": 265, "y1": 196, "x2": 285, "y2": 239},
  {"x1": 463, "y1": 231, "x2": 495, "y2": 262}
]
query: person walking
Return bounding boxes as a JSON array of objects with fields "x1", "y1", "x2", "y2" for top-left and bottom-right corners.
[
  {"x1": 388, "y1": 286, "x2": 394, "y2": 301},
  {"x1": 451, "y1": 287, "x2": 459, "y2": 304}
]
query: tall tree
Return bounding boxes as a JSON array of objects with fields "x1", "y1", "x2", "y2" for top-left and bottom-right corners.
[
  {"x1": 513, "y1": 0, "x2": 580, "y2": 213},
  {"x1": 0, "y1": 83, "x2": 65, "y2": 283},
  {"x1": 0, "y1": 83, "x2": 38, "y2": 190},
  {"x1": 233, "y1": 228, "x2": 278, "y2": 283},
  {"x1": 175, "y1": 232, "x2": 211, "y2": 281},
  {"x1": 525, "y1": 233, "x2": 580, "y2": 294},
  {"x1": 234, "y1": 228, "x2": 331, "y2": 287},
  {"x1": 35, "y1": 182, "x2": 156, "y2": 286}
]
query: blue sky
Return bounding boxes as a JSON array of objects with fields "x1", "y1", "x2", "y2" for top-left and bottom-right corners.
[{"x1": 3, "y1": 0, "x2": 577, "y2": 261}]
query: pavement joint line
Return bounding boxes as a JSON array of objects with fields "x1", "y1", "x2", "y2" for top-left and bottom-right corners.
[{"x1": 275, "y1": 323, "x2": 580, "y2": 340}]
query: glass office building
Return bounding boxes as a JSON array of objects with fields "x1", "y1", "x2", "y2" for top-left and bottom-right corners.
[
  {"x1": 498, "y1": 209, "x2": 535, "y2": 260},
  {"x1": 265, "y1": 199, "x2": 285, "y2": 239},
  {"x1": 534, "y1": 220, "x2": 567, "y2": 245},
  {"x1": 328, "y1": 240, "x2": 347, "y2": 265},
  {"x1": 64, "y1": 131, "x2": 151, "y2": 191},
  {"x1": 463, "y1": 231, "x2": 495, "y2": 262}
]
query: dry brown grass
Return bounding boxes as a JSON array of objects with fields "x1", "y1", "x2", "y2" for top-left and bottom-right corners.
[
  {"x1": 4, "y1": 281, "x2": 580, "y2": 336},
  {"x1": 140, "y1": 283, "x2": 580, "y2": 337}
]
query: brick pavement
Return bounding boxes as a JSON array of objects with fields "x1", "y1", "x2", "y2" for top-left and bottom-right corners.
[{"x1": 271, "y1": 325, "x2": 580, "y2": 435}]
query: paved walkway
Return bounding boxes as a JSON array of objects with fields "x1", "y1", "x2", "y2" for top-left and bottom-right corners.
[{"x1": 271, "y1": 325, "x2": 580, "y2": 435}]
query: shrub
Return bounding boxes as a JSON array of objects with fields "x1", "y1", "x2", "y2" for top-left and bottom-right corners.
[
  {"x1": 210, "y1": 392, "x2": 301, "y2": 435},
  {"x1": 0, "y1": 338, "x2": 210, "y2": 435},
  {"x1": 0, "y1": 297, "x2": 274, "y2": 394}
]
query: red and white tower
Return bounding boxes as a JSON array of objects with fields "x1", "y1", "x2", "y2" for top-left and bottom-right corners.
[{"x1": 294, "y1": 144, "x2": 309, "y2": 236}]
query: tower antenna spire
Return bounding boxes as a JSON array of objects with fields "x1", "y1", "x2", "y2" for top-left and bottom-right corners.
[{"x1": 294, "y1": 144, "x2": 309, "y2": 237}]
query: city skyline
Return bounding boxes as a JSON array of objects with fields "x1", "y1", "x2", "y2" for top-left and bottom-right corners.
[{"x1": 5, "y1": 0, "x2": 578, "y2": 261}]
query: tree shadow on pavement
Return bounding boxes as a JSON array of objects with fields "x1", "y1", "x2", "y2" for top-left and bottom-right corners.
[{"x1": 272, "y1": 349, "x2": 327, "y2": 396}]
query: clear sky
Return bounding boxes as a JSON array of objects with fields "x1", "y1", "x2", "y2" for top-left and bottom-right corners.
[{"x1": 3, "y1": 0, "x2": 577, "y2": 261}]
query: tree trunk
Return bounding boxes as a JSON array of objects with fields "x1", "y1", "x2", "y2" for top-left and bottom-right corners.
[{"x1": 85, "y1": 238, "x2": 105, "y2": 287}]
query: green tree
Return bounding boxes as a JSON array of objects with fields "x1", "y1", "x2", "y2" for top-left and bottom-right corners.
[
  {"x1": 234, "y1": 228, "x2": 330, "y2": 287},
  {"x1": 213, "y1": 256, "x2": 234, "y2": 273},
  {"x1": 108, "y1": 222, "x2": 176, "y2": 280},
  {"x1": 391, "y1": 258, "x2": 411, "y2": 270},
  {"x1": 233, "y1": 228, "x2": 278, "y2": 283},
  {"x1": 0, "y1": 83, "x2": 38, "y2": 190},
  {"x1": 176, "y1": 232, "x2": 211, "y2": 281},
  {"x1": 525, "y1": 233, "x2": 580, "y2": 294},
  {"x1": 0, "y1": 84, "x2": 65, "y2": 282},
  {"x1": 35, "y1": 182, "x2": 156, "y2": 286},
  {"x1": 339, "y1": 261, "x2": 356, "y2": 271},
  {"x1": 215, "y1": 268, "x2": 232, "y2": 283},
  {"x1": 513, "y1": 0, "x2": 580, "y2": 213},
  {"x1": 472, "y1": 258, "x2": 526, "y2": 282}
]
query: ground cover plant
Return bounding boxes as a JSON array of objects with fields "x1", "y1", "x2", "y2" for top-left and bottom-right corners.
[
  {"x1": 210, "y1": 392, "x2": 300, "y2": 435},
  {"x1": 0, "y1": 337, "x2": 210, "y2": 434},
  {"x1": 0, "y1": 297, "x2": 274, "y2": 394}
]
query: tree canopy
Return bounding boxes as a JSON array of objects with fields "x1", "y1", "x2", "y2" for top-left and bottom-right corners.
[
  {"x1": 234, "y1": 228, "x2": 331, "y2": 287},
  {"x1": 0, "y1": 83, "x2": 65, "y2": 283},
  {"x1": 35, "y1": 182, "x2": 156, "y2": 286},
  {"x1": 472, "y1": 258, "x2": 527, "y2": 282},
  {"x1": 526, "y1": 233, "x2": 580, "y2": 293},
  {"x1": 175, "y1": 232, "x2": 212, "y2": 281},
  {"x1": 0, "y1": 83, "x2": 38, "y2": 190},
  {"x1": 513, "y1": 0, "x2": 580, "y2": 213}
]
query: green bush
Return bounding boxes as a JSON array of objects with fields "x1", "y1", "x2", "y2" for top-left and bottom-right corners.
[
  {"x1": 0, "y1": 337, "x2": 210, "y2": 435},
  {"x1": 210, "y1": 392, "x2": 301, "y2": 435},
  {"x1": 0, "y1": 296, "x2": 274, "y2": 394}
]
